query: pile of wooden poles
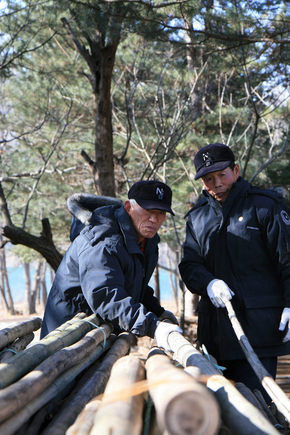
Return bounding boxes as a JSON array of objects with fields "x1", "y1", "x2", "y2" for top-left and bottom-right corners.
[{"x1": 0, "y1": 314, "x2": 288, "y2": 435}]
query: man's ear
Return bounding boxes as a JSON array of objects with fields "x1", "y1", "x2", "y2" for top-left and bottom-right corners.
[
  {"x1": 234, "y1": 164, "x2": 240, "y2": 179},
  {"x1": 124, "y1": 200, "x2": 131, "y2": 214}
]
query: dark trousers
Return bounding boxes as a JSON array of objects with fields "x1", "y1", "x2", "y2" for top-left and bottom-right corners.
[{"x1": 218, "y1": 357, "x2": 278, "y2": 405}]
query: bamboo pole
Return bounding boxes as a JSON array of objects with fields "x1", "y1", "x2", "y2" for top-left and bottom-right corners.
[
  {"x1": 167, "y1": 331, "x2": 279, "y2": 435},
  {"x1": 0, "y1": 317, "x2": 41, "y2": 350},
  {"x1": 234, "y1": 382, "x2": 269, "y2": 419},
  {"x1": 223, "y1": 299, "x2": 290, "y2": 423},
  {"x1": 42, "y1": 333, "x2": 133, "y2": 435},
  {"x1": 17, "y1": 381, "x2": 74, "y2": 435},
  {"x1": 0, "y1": 335, "x2": 115, "y2": 435},
  {"x1": 47, "y1": 312, "x2": 87, "y2": 334},
  {"x1": 252, "y1": 388, "x2": 281, "y2": 427},
  {"x1": 0, "y1": 323, "x2": 112, "y2": 423},
  {"x1": 269, "y1": 401, "x2": 290, "y2": 428},
  {"x1": 0, "y1": 313, "x2": 101, "y2": 389},
  {"x1": 0, "y1": 332, "x2": 34, "y2": 362},
  {"x1": 90, "y1": 355, "x2": 145, "y2": 435},
  {"x1": 66, "y1": 400, "x2": 101, "y2": 435},
  {"x1": 145, "y1": 347, "x2": 220, "y2": 435}
]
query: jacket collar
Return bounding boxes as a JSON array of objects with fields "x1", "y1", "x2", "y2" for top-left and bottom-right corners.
[
  {"x1": 115, "y1": 206, "x2": 159, "y2": 255},
  {"x1": 203, "y1": 177, "x2": 250, "y2": 207},
  {"x1": 223, "y1": 177, "x2": 250, "y2": 206},
  {"x1": 203, "y1": 178, "x2": 251, "y2": 226}
]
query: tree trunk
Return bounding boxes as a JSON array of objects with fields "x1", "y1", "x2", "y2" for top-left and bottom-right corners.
[
  {"x1": 49, "y1": 266, "x2": 54, "y2": 285},
  {"x1": 154, "y1": 265, "x2": 160, "y2": 301},
  {"x1": 41, "y1": 262, "x2": 47, "y2": 307},
  {"x1": 0, "y1": 283, "x2": 9, "y2": 313},
  {"x1": 24, "y1": 262, "x2": 31, "y2": 315},
  {"x1": 92, "y1": 44, "x2": 117, "y2": 196},
  {"x1": 61, "y1": 14, "x2": 123, "y2": 197},
  {"x1": 0, "y1": 241, "x2": 14, "y2": 314},
  {"x1": 29, "y1": 260, "x2": 42, "y2": 314},
  {"x1": 167, "y1": 246, "x2": 179, "y2": 309},
  {"x1": 1, "y1": 245, "x2": 14, "y2": 314}
]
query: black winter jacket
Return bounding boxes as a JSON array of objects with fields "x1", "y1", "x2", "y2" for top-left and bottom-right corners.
[
  {"x1": 179, "y1": 177, "x2": 290, "y2": 360},
  {"x1": 41, "y1": 201, "x2": 164, "y2": 338}
]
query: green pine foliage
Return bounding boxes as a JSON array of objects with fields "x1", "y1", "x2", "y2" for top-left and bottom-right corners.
[{"x1": 0, "y1": 0, "x2": 289, "y2": 257}]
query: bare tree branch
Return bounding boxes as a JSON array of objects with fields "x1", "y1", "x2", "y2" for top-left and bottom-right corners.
[
  {"x1": 250, "y1": 131, "x2": 289, "y2": 183},
  {"x1": 22, "y1": 101, "x2": 73, "y2": 228}
]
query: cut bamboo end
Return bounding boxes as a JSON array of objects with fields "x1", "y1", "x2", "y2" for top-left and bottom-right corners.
[{"x1": 146, "y1": 349, "x2": 220, "y2": 435}]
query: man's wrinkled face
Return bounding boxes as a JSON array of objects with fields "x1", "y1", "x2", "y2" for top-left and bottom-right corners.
[
  {"x1": 201, "y1": 164, "x2": 240, "y2": 202},
  {"x1": 124, "y1": 200, "x2": 166, "y2": 241}
]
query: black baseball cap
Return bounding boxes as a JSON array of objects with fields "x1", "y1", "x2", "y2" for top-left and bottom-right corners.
[
  {"x1": 194, "y1": 143, "x2": 235, "y2": 180},
  {"x1": 128, "y1": 180, "x2": 175, "y2": 215}
]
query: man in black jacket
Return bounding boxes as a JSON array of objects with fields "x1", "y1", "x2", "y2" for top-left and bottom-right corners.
[
  {"x1": 179, "y1": 143, "x2": 290, "y2": 402},
  {"x1": 41, "y1": 180, "x2": 181, "y2": 350}
]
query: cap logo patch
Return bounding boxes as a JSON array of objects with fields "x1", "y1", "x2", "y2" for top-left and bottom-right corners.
[
  {"x1": 156, "y1": 187, "x2": 164, "y2": 200},
  {"x1": 281, "y1": 210, "x2": 290, "y2": 225},
  {"x1": 202, "y1": 152, "x2": 213, "y2": 167}
]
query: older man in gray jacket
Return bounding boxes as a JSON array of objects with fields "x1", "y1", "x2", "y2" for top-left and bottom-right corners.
[{"x1": 41, "y1": 180, "x2": 181, "y2": 350}]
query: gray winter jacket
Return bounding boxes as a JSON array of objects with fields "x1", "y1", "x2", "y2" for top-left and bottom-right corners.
[{"x1": 41, "y1": 194, "x2": 164, "y2": 338}]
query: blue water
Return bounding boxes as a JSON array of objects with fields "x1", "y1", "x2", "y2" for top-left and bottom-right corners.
[
  {"x1": 7, "y1": 266, "x2": 174, "y2": 302},
  {"x1": 7, "y1": 267, "x2": 52, "y2": 302},
  {"x1": 149, "y1": 268, "x2": 177, "y2": 300}
]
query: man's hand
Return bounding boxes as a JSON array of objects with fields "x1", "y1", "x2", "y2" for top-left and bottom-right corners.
[
  {"x1": 207, "y1": 279, "x2": 234, "y2": 308},
  {"x1": 159, "y1": 310, "x2": 179, "y2": 325},
  {"x1": 154, "y1": 322, "x2": 182, "y2": 351},
  {"x1": 279, "y1": 308, "x2": 290, "y2": 343}
]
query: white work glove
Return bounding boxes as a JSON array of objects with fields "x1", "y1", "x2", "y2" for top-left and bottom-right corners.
[
  {"x1": 158, "y1": 310, "x2": 179, "y2": 325},
  {"x1": 207, "y1": 279, "x2": 235, "y2": 308},
  {"x1": 279, "y1": 308, "x2": 290, "y2": 343},
  {"x1": 154, "y1": 321, "x2": 182, "y2": 351}
]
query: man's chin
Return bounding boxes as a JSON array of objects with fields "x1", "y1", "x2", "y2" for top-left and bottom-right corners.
[
  {"x1": 142, "y1": 231, "x2": 157, "y2": 239},
  {"x1": 214, "y1": 192, "x2": 227, "y2": 202}
]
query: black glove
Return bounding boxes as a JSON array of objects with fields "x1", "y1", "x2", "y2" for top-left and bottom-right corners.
[{"x1": 158, "y1": 310, "x2": 179, "y2": 325}]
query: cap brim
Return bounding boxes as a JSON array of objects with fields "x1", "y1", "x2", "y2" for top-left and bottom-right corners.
[
  {"x1": 136, "y1": 199, "x2": 175, "y2": 216},
  {"x1": 194, "y1": 161, "x2": 232, "y2": 180}
]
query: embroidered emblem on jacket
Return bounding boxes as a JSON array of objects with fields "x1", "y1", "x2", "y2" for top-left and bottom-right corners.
[{"x1": 281, "y1": 210, "x2": 290, "y2": 225}]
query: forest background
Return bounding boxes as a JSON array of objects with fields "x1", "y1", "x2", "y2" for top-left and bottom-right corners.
[{"x1": 0, "y1": 0, "x2": 289, "y2": 317}]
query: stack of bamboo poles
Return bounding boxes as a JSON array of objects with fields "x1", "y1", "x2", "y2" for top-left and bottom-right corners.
[
  {"x1": 0, "y1": 315, "x2": 289, "y2": 434},
  {"x1": 0, "y1": 314, "x2": 133, "y2": 434}
]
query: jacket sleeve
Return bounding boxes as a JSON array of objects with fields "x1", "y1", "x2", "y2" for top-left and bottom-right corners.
[
  {"x1": 142, "y1": 285, "x2": 164, "y2": 317},
  {"x1": 259, "y1": 200, "x2": 290, "y2": 307},
  {"x1": 77, "y1": 239, "x2": 159, "y2": 338},
  {"x1": 179, "y1": 219, "x2": 214, "y2": 296}
]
